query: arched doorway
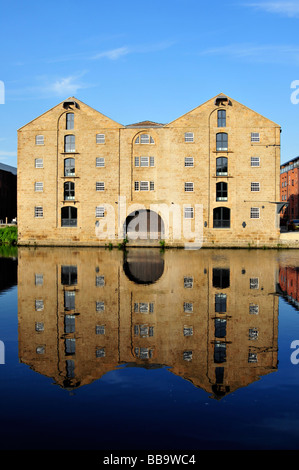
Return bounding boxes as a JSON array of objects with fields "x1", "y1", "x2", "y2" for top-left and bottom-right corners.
[{"x1": 124, "y1": 209, "x2": 165, "y2": 241}]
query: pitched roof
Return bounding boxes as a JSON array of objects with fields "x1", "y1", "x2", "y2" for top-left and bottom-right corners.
[
  {"x1": 125, "y1": 120, "x2": 165, "y2": 128},
  {"x1": 0, "y1": 162, "x2": 17, "y2": 175}
]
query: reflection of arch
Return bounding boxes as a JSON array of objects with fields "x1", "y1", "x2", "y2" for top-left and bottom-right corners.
[
  {"x1": 123, "y1": 249, "x2": 164, "y2": 285},
  {"x1": 124, "y1": 209, "x2": 165, "y2": 240}
]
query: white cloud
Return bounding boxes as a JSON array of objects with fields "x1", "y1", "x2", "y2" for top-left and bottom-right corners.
[
  {"x1": 0, "y1": 151, "x2": 17, "y2": 157},
  {"x1": 248, "y1": 2, "x2": 299, "y2": 18},
  {"x1": 92, "y1": 46, "x2": 130, "y2": 60},
  {"x1": 48, "y1": 74, "x2": 87, "y2": 96}
]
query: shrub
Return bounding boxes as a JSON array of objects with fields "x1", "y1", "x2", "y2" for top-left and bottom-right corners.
[{"x1": 0, "y1": 226, "x2": 18, "y2": 245}]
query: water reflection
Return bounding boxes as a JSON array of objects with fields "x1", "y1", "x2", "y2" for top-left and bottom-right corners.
[{"x1": 15, "y1": 247, "x2": 282, "y2": 398}]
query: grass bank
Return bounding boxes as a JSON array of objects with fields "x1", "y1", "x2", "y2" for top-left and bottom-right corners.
[{"x1": 0, "y1": 226, "x2": 17, "y2": 246}]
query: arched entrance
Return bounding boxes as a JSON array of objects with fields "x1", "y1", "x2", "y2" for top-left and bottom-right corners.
[{"x1": 124, "y1": 209, "x2": 165, "y2": 241}]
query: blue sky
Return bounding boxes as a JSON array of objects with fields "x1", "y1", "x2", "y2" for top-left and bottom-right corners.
[{"x1": 1, "y1": 0, "x2": 299, "y2": 167}]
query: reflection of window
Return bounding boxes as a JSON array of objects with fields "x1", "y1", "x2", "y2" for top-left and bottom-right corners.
[
  {"x1": 214, "y1": 341, "x2": 226, "y2": 363},
  {"x1": 183, "y1": 326, "x2": 193, "y2": 336},
  {"x1": 184, "y1": 276, "x2": 193, "y2": 288},
  {"x1": 215, "y1": 293, "x2": 227, "y2": 313},
  {"x1": 96, "y1": 325, "x2": 105, "y2": 335},
  {"x1": 248, "y1": 351, "x2": 258, "y2": 363},
  {"x1": 96, "y1": 275, "x2": 105, "y2": 287},
  {"x1": 35, "y1": 322, "x2": 44, "y2": 332},
  {"x1": 96, "y1": 348, "x2": 105, "y2": 358},
  {"x1": 61, "y1": 265, "x2": 77, "y2": 286},
  {"x1": 35, "y1": 274, "x2": 43, "y2": 286},
  {"x1": 35, "y1": 299, "x2": 44, "y2": 311},
  {"x1": 184, "y1": 302, "x2": 193, "y2": 313},
  {"x1": 249, "y1": 304, "x2": 259, "y2": 314},
  {"x1": 66, "y1": 359, "x2": 75, "y2": 378},
  {"x1": 64, "y1": 291, "x2": 75, "y2": 311},
  {"x1": 134, "y1": 347, "x2": 153, "y2": 359},
  {"x1": 213, "y1": 268, "x2": 230, "y2": 288},
  {"x1": 64, "y1": 315, "x2": 75, "y2": 334},
  {"x1": 134, "y1": 325, "x2": 154, "y2": 337},
  {"x1": 250, "y1": 278, "x2": 259, "y2": 289},
  {"x1": 215, "y1": 318, "x2": 226, "y2": 338},
  {"x1": 249, "y1": 328, "x2": 258, "y2": 340},
  {"x1": 96, "y1": 301, "x2": 105, "y2": 312},
  {"x1": 215, "y1": 367, "x2": 224, "y2": 384},
  {"x1": 183, "y1": 351, "x2": 192, "y2": 361}
]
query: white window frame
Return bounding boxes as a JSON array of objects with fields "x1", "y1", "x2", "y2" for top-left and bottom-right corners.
[
  {"x1": 184, "y1": 132, "x2": 194, "y2": 143},
  {"x1": 185, "y1": 157, "x2": 194, "y2": 167},
  {"x1": 184, "y1": 182, "x2": 194, "y2": 192},
  {"x1": 140, "y1": 181, "x2": 149, "y2": 191},
  {"x1": 184, "y1": 206, "x2": 194, "y2": 219},
  {"x1": 95, "y1": 206, "x2": 105, "y2": 218},
  {"x1": 96, "y1": 157, "x2": 105, "y2": 167},
  {"x1": 140, "y1": 156, "x2": 149, "y2": 167},
  {"x1": 250, "y1": 207, "x2": 260, "y2": 219},
  {"x1": 251, "y1": 182, "x2": 260, "y2": 192},
  {"x1": 251, "y1": 157, "x2": 260, "y2": 167},
  {"x1": 34, "y1": 206, "x2": 43, "y2": 218},
  {"x1": 96, "y1": 133, "x2": 105, "y2": 144},
  {"x1": 35, "y1": 135, "x2": 44, "y2": 145},
  {"x1": 35, "y1": 158, "x2": 43, "y2": 168},
  {"x1": 96, "y1": 182, "x2": 105, "y2": 191},
  {"x1": 34, "y1": 182, "x2": 44, "y2": 192},
  {"x1": 134, "y1": 157, "x2": 139, "y2": 167},
  {"x1": 251, "y1": 132, "x2": 260, "y2": 143}
]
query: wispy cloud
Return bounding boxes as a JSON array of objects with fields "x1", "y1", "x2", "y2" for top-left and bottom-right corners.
[
  {"x1": 247, "y1": 2, "x2": 299, "y2": 18},
  {"x1": 47, "y1": 73, "x2": 88, "y2": 96},
  {"x1": 0, "y1": 151, "x2": 17, "y2": 157},
  {"x1": 200, "y1": 43, "x2": 299, "y2": 65},
  {"x1": 90, "y1": 41, "x2": 175, "y2": 61},
  {"x1": 91, "y1": 46, "x2": 130, "y2": 60}
]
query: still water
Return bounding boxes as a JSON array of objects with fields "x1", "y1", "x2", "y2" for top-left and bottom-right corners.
[{"x1": 0, "y1": 246, "x2": 299, "y2": 451}]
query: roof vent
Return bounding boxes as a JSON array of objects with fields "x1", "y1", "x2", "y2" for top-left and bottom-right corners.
[
  {"x1": 63, "y1": 100, "x2": 80, "y2": 109},
  {"x1": 214, "y1": 95, "x2": 230, "y2": 106}
]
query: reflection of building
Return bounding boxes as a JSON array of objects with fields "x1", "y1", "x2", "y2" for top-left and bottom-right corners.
[
  {"x1": 278, "y1": 266, "x2": 299, "y2": 310},
  {"x1": 17, "y1": 94, "x2": 281, "y2": 247},
  {"x1": 18, "y1": 248, "x2": 279, "y2": 397},
  {"x1": 0, "y1": 163, "x2": 17, "y2": 224}
]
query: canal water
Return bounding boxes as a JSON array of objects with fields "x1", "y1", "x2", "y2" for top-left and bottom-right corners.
[{"x1": 0, "y1": 246, "x2": 299, "y2": 453}]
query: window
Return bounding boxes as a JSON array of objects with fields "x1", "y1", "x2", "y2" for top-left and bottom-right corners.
[
  {"x1": 140, "y1": 181, "x2": 149, "y2": 191},
  {"x1": 214, "y1": 342, "x2": 226, "y2": 363},
  {"x1": 213, "y1": 207, "x2": 230, "y2": 228},
  {"x1": 217, "y1": 109, "x2": 226, "y2": 127},
  {"x1": 249, "y1": 304, "x2": 259, "y2": 315},
  {"x1": 96, "y1": 182, "x2": 105, "y2": 191},
  {"x1": 35, "y1": 274, "x2": 43, "y2": 286},
  {"x1": 183, "y1": 326, "x2": 193, "y2": 336},
  {"x1": 96, "y1": 301, "x2": 105, "y2": 312},
  {"x1": 216, "y1": 182, "x2": 228, "y2": 201},
  {"x1": 66, "y1": 113, "x2": 74, "y2": 130},
  {"x1": 96, "y1": 275, "x2": 105, "y2": 287},
  {"x1": 215, "y1": 293, "x2": 227, "y2": 313},
  {"x1": 184, "y1": 276, "x2": 193, "y2": 288},
  {"x1": 61, "y1": 206, "x2": 77, "y2": 227},
  {"x1": 150, "y1": 156, "x2": 155, "y2": 167},
  {"x1": 35, "y1": 322, "x2": 44, "y2": 332},
  {"x1": 184, "y1": 302, "x2": 193, "y2": 313},
  {"x1": 215, "y1": 318, "x2": 226, "y2": 338},
  {"x1": 135, "y1": 157, "x2": 139, "y2": 167},
  {"x1": 185, "y1": 182, "x2": 194, "y2": 192},
  {"x1": 65, "y1": 315, "x2": 75, "y2": 334},
  {"x1": 150, "y1": 181, "x2": 155, "y2": 191},
  {"x1": 35, "y1": 135, "x2": 44, "y2": 145},
  {"x1": 251, "y1": 157, "x2": 260, "y2": 167},
  {"x1": 185, "y1": 157, "x2": 194, "y2": 167},
  {"x1": 183, "y1": 351, "x2": 193, "y2": 361},
  {"x1": 96, "y1": 325, "x2": 105, "y2": 335},
  {"x1": 213, "y1": 268, "x2": 230, "y2": 289},
  {"x1": 216, "y1": 133, "x2": 228, "y2": 151},
  {"x1": 64, "y1": 134, "x2": 75, "y2": 153},
  {"x1": 140, "y1": 156, "x2": 149, "y2": 167},
  {"x1": 65, "y1": 338, "x2": 76, "y2": 355},
  {"x1": 64, "y1": 291, "x2": 75, "y2": 310},
  {"x1": 64, "y1": 181, "x2": 75, "y2": 200},
  {"x1": 96, "y1": 157, "x2": 105, "y2": 167},
  {"x1": 96, "y1": 206, "x2": 105, "y2": 218},
  {"x1": 184, "y1": 132, "x2": 194, "y2": 142},
  {"x1": 61, "y1": 266, "x2": 77, "y2": 286},
  {"x1": 135, "y1": 156, "x2": 155, "y2": 167},
  {"x1": 250, "y1": 207, "x2": 260, "y2": 219},
  {"x1": 35, "y1": 299, "x2": 44, "y2": 311},
  {"x1": 250, "y1": 278, "x2": 259, "y2": 289},
  {"x1": 251, "y1": 182, "x2": 260, "y2": 192},
  {"x1": 34, "y1": 206, "x2": 43, "y2": 218},
  {"x1": 249, "y1": 328, "x2": 258, "y2": 340},
  {"x1": 35, "y1": 158, "x2": 43, "y2": 168},
  {"x1": 96, "y1": 134, "x2": 105, "y2": 144},
  {"x1": 34, "y1": 182, "x2": 43, "y2": 192},
  {"x1": 184, "y1": 207, "x2": 194, "y2": 219},
  {"x1": 135, "y1": 134, "x2": 155, "y2": 144},
  {"x1": 96, "y1": 348, "x2": 106, "y2": 358},
  {"x1": 216, "y1": 157, "x2": 228, "y2": 176},
  {"x1": 251, "y1": 132, "x2": 260, "y2": 142},
  {"x1": 248, "y1": 352, "x2": 258, "y2": 363},
  {"x1": 134, "y1": 181, "x2": 139, "y2": 191},
  {"x1": 64, "y1": 158, "x2": 75, "y2": 176}
]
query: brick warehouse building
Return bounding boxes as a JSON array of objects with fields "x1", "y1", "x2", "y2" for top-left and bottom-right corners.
[
  {"x1": 17, "y1": 94, "x2": 281, "y2": 247},
  {"x1": 280, "y1": 156, "x2": 299, "y2": 223}
]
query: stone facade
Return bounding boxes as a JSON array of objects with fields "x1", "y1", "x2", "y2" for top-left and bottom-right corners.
[{"x1": 17, "y1": 94, "x2": 281, "y2": 247}]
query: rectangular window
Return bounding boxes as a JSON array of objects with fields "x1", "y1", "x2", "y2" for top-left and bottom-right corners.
[
  {"x1": 251, "y1": 182, "x2": 260, "y2": 192},
  {"x1": 150, "y1": 181, "x2": 155, "y2": 191},
  {"x1": 250, "y1": 207, "x2": 260, "y2": 219},
  {"x1": 217, "y1": 109, "x2": 226, "y2": 127},
  {"x1": 96, "y1": 275, "x2": 105, "y2": 287},
  {"x1": 35, "y1": 274, "x2": 43, "y2": 286},
  {"x1": 35, "y1": 322, "x2": 44, "y2": 332},
  {"x1": 96, "y1": 348, "x2": 105, "y2": 358},
  {"x1": 249, "y1": 304, "x2": 259, "y2": 315},
  {"x1": 35, "y1": 299, "x2": 44, "y2": 311},
  {"x1": 35, "y1": 158, "x2": 43, "y2": 168},
  {"x1": 184, "y1": 276, "x2": 193, "y2": 288},
  {"x1": 96, "y1": 206, "x2": 105, "y2": 218},
  {"x1": 34, "y1": 206, "x2": 43, "y2": 218},
  {"x1": 140, "y1": 181, "x2": 149, "y2": 191},
  {"x1": 150, "y1": 156, "x2": 155, "y2": 167},
  {"x1": 251, "y1": 132, "x2": 260, "y2": 142},
  {"x1": 250, "y1": 278, "x2": 259, "y2": 289},
  {"x1": 185, "y1": 132, "x2": 194, "y2": 142},
  {"x1": 140, "y1": 156, "x2": 149, "y2": 167},
  {"x1": 34, "y1": 182, "x2": 43, "y2": 192},
  {"x1": 96, "y1": 301, "x2": 105, "y2": 312},
  {"x1": 183, "y1": 326, "x2": 193, "y2": 336},
  {"x1": 96, "y1": 182, "x2": 105, "y2": 191},
  {"x1": 96, "y1": 325, "x2": 105, "y2": 335},
  {"x1": 134, "y1": 181, "x2": 139, "y2": 191},
  {"x1": 185, "y1": 157, "x2": 194, "y2": 167},
  {"x1": 96, "y1": 157, "x2": 105, "y2": 167},
  {"x1": 96, "y1": 134, "x2": 105, "y2": 144},
  {"x1": 185, "y1": 182, "x2": 194, "y2": 192},
  {"x1": 184, "y1": 207, "x2": 194, "y2": 219},
  {"x1": 35, "y1": 135, "x2": 44, "y2": 145},
  {"x1": 64, "y1": 291, "x2": 75, "y2": 310},
  {"x1": 184, "y1": 302, "x2": 193, "y2": 313},
  {"x1": 65, "y1": 315, "x2": 75, "y2": 334},
  {"x1": 66, "y1": 113, "x2": 74, "y2": 130},
  {"x1": 251, "y1": 157, "x2": 260, "y2": 167},
  {"x1": 215, "y1": 293, "x2": 227, "y2": 313},
  {"x1": 134, "y1": 157, "x2": 139, "y2": 167}
]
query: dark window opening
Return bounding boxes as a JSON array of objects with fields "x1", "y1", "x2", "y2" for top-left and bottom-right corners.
[
  {"x1": 214, "y1": 342, "x2": 226, "y2": 363},
  {"x1": 61, "y1": 206, "x2": 77, "y2": 227},
  {"x1": 213, "y1": 207, "x2": 230, "y2": 228},
  {"x1": 217, "y1": 109, "x2": 226, "y2": 127},
  {"x1": 64, "y1": 181, "x2": 75, "y2": 201},
  {"x1": 61, "y1": 265, "x2": 77, "y2": 286},
  {"x1": 216, "y1": 157, "x2": 228, "y2": 176},
  {"x1": 213, "y1": 268, "x2": 230, "y2": 288},
  {"x1": 216, "y1": 132, "x2": 228, "y2": 151},
  {"x1": 64, "y1": 158, "x2": 75, "y2": 177},
  {"x1": 216, "y1": 182, "x2": 228, "y2": 201},
  {"x1": 215, "y1": 293, "x2": 227, "y2": 313},
  {"x1": 215, "y1": 318, "x2": 227, "y2": 338}
]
